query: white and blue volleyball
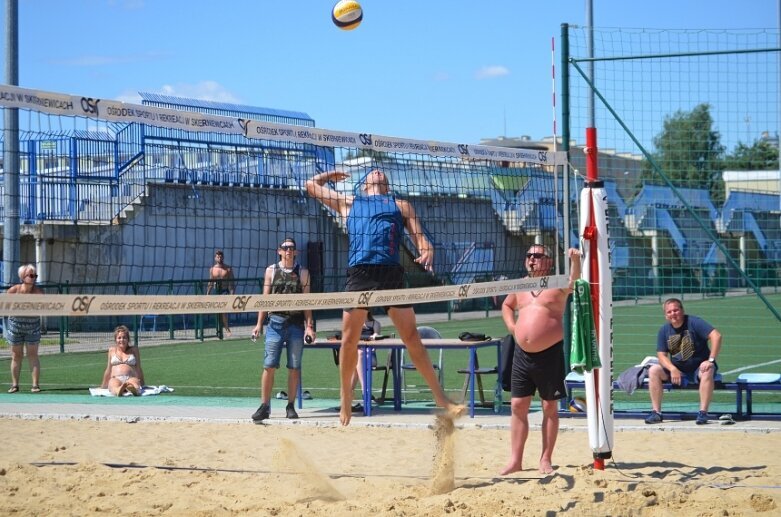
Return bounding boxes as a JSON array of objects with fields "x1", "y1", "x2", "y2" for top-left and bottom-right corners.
[
  {"x1": 569, "y1": 397, "x2": 587, "y2": 413},
  {"x1": 332, "y1": 0, "x2": 363, "y2": 31}
]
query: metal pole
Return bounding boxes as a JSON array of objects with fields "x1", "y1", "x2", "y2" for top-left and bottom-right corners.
[
  {"x1": 3, "y1": 0, "x2": 20, "y2": 287},
  {"x1": 587, "y1": 0, "x2": 595, "y2": 127},
  {"x1": 560, "y1": 21, "x2": 573, "y2": 410},
  {"x1": 561, "y1": 24, "x2": 571, "y2": 276}
]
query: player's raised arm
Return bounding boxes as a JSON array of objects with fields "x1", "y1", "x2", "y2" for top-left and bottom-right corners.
[
  {"x1": 305, "y1": 171, "x2": 352, "y2": 219},
  {"x1": 567, "y1": 248, "x2": 582, "y2": 291}
]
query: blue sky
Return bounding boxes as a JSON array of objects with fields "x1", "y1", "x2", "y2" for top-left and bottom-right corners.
[{"x1": 3, "y1": 0, "x2": 779, "y2": 146}]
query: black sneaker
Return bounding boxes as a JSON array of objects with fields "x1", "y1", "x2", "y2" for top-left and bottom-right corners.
[
  {"x1": 645, "y1": 411, "x2": 663, "y2": 424},
  {"x1": 251, "y1": 403, "x2": 270, "y2": 423},
  {"x1": 285, "y1": 403, "x2": 299, "y2": 419},
  {"x1": 695, "y1": 410, "x2": 708, "y2": 425}
]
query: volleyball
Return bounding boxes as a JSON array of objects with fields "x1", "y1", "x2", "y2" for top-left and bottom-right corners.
[
  {"x1": 569, "y1": 397, "x2": 587, "y2": 413},
  {"x1": 332, "y1": 0, "x2": 363, "y2": 31}
]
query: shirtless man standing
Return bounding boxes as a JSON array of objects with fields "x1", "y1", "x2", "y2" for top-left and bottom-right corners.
[
  {"x1": 500, "y1": 244, "x2": 581, "y2": 475},
  {"x1": 206, "y1": 250, "x2": 235, "y2": 337}
]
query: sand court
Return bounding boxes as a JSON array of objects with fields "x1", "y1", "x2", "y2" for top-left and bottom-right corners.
[{"x1": 1, "y1": 404, "x2": 780, "y2": 516}]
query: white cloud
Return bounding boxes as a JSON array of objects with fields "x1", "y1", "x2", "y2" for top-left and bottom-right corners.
[
  {"x1": 115, "y1": 90, "x2": 143, "y2": 104},
  {"x1": 475, "y1": 65, "x2": 510, "y2": 80},
  {"x1": 158, "y1": 81, "x2": 242, "y2": 103},
  {"x1": 113, "y1": 81, "x2": 241, "y2": 106}
]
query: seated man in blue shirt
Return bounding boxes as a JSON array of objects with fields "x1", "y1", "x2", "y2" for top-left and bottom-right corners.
[{"x1": 645, "y1": 298, "x2": 722, "y2": 425}]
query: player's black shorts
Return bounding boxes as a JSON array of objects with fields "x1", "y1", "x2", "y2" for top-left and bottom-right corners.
[
  {"x1": 510, "y1": 340, "x2": 566, "y2": 400},
  {"x1": 345, "y1": 264, "x2": 411, "y2": 310}
]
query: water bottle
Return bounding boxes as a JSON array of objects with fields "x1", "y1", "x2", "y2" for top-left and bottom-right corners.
[{"x1": 493, "y1": 380, "x2": 503, "y2": 414}]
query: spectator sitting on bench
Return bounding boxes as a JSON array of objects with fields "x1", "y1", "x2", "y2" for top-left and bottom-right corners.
[{"x1": 645, "y1": 298, "x2": 722, "y2": 425}]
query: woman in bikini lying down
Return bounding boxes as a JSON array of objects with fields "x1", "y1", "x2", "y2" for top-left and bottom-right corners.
[{"x1": 101, "y1": 325, "x2": 145, "y2": 396}]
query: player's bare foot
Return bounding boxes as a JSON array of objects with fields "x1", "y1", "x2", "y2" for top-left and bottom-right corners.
[
  {"x1": 499, "y1": 461, "x2": 523, "y2": 476},
  {"x1": 539, "y1": 459, "x2": 554, "y2": 475},
  {"x1": 340, "y1": 392, "x2": 353, "y2": 426},
  {"x1": 445, "y1": 403, "x2": 466, "y2": 420},
  {"x1": 225, "y1": 328, "x2": 232, "y2": 337},
  {"x1": 340, "y1": 404, "x2": 352, "y2": 426},
  {"x1": 126, "y1": 384, "x2": 139, "y2": 396}
]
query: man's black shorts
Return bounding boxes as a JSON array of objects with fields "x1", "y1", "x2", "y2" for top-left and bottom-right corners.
[
  {"x1": 345, "y1": 264, "x2": 411, "y2": 310},
  {"x1": 510, "y1": 340, "x2": 567, "y2": 401}
]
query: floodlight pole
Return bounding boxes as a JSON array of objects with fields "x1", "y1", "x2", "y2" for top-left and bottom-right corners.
[{"x1": 3, "y1": 0, "x2": 20, "y2": 287}]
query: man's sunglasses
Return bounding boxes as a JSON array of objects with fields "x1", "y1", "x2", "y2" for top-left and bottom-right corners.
[
  {"x1": 526, "y1": 253, "x2": 547, "y2": 260},
  {"x1": 280, "y1": 244, "x2": 296, "y2": 251}
]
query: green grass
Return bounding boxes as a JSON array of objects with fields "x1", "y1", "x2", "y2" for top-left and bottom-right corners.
[
  {"x1": 0, "y1": 337, "x2": 74, "y2": 349},
  {"x1": 3, "y1": 293, "x2": 780, "y2": 409},
  {"x1": 3, "y1": 337, "x2": 493, "y2": 401}
]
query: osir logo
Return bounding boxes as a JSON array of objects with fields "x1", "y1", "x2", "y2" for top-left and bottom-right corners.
[
  {"x1": 539, "y1": 276, "x2": 549, "y2": 289},
  {"x1": 458, "y1": 284, "x2": 472, "y2": 298},
  {"x1": 237, "y1": 118, "x2": 250, "y2": 137},
  {"x1": 359, "y1": 134, "x2": 373, "y2": 146},
  {"x1": 80, "y1": 97, "x2": 100, "y2": 116},
  {"x1": 232, "y1": 296, "x2": 251, "y2": 311},
  {"x1": 357, "y1": 291, "x2": 374, "y2": 306},
  {"x1": 71, "y1": 295, "x2": 95, "y2": 314},
  {"x1": 458, "y1": 144, "x2": 469, "y2": 155},
  {"x1": 538, "y1": 151, "x2": 548, "y2": 163}
]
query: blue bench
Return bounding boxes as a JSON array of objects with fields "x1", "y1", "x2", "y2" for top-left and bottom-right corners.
[
  {"x1": 734, "y1": 373, "x2": 781, "y2": 420},
  {"x1": 563, "y1": 371, "x2": 740, "y2": 420}
]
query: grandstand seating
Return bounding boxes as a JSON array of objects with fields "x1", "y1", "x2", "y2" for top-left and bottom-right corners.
[
  {"x1": 719, "y1": 191, "x2": 781, "y2": 262},
  {"x1": 624, "y1": 185, "x2": 722, "y2": 265}
]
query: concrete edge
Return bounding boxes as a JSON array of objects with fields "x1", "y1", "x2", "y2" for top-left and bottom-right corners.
[{"x1": 2, "y1": 411, "x2": 780, "y2": 434}]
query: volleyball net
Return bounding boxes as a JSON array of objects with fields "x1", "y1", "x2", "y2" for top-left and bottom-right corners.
[{"x1": 0, "y1": 84, "x2": 570, "y2": 350}]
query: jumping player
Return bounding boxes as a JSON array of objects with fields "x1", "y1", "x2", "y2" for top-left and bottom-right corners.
[{"x1": 306, "y1": 169, "x2": 464, "y2": 426}]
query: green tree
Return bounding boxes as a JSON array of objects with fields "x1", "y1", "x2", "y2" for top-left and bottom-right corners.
[
  {"x1": 723, "y1": 138, "x2": 779, "y2": 171},
  {"x1": 641, "y1": 103, "x2": 726, "y2": 202}
]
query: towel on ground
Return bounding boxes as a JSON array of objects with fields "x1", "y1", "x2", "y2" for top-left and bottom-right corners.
[
  {"x1": 570, "y1": 279, "x2": 602, "y2": 374},
  {"x1": 89, "y1": 385, "x2": 175, "y2": 397}
]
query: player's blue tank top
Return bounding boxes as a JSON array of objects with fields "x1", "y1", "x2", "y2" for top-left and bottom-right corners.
[{"x1": 346, "y1": 194, "x2": 403, "y2": 266}]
